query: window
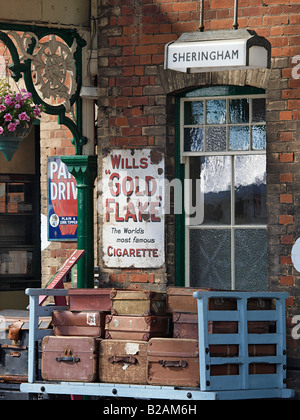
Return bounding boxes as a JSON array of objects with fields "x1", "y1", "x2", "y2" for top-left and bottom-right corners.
[
  {"x1": 0, "y1": 127, "x2": 41, "y2": 291},
  {"x1": 177, "y1": 86, "x2": 267, "y2": 291}
]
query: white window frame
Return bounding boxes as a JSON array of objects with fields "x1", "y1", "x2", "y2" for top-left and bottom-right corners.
[{"x1": 181, "y1": 93, "x2": 267, "y2": 289}]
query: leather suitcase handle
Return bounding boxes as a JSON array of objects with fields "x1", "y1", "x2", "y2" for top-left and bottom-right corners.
[
  {"x1": 108, "y1": 356, "x2": 137, "y2": 365},
  {"x1": 56, "y1": 356, "x2": 80, "y2": 363},
  {"x1": 158, "y1": 359, "x2": 188, "y2": 368}
]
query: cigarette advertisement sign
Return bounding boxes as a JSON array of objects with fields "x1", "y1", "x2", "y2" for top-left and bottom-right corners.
[
  {"x1": 48, "y1": 157, "x2": 78, "y2": 241},
  {"x1": 101, "y1": 149, "x2": 165, "y2": 268}
]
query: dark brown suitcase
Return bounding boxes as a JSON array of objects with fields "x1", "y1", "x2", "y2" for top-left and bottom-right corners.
[
  {"x1": 68, "y1": 288, "x2": 112, "y2": 312},
  {"x1": 172, "y1": 313, "x2": 198, "y2": 339},
  {"x1": 105, "y1": 315, "x2": 171, "y2": 341},
  {"x1": 110, "y1": 290, "x2": 166, "y2": 316},
  {"x1": 99, "y1": 339, "x2": 148, "y2": 384},
  {"x1": 52, "y1": 310, "x2": 106, "y2": 337},
  {"x1": 147, "y1": 338, "x2": 199, "y2": 387},
  {"x1": 41, "y1": 336, "x2": 98, "y2": 382}
]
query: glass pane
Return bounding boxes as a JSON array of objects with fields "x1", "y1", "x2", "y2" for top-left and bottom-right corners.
[
  {"x1": 252, "y1": 98, "x2": 266, "y2": 122},
  {"x1": 229, "y1": 126, "x2": 250, "y2": 150},
  {"x1": 184, "y1": 127, "x2": 204, "y2": 152},
  {"x1": 199, "y1": 156, "x2": 231, "y2": 225},
  {"x1": 234, "y1": 155, "x2": 266, "y2": 224},
  {"x1": 0, "y1": 250, "x2": 33, "y2": 275},
  {"x1": 235, "y1": 229, "x2": 267, "y2": 291},
  {"x1": 252, "y1": 125, "x2": 266, "y2": 150},
  {"x1": 189, "y1": 229, "x2": 231, "y2": 289},
  {"x1": 184, "y1": 101, "x2": 204, "y2": 125},
  {"x1": 0, "y1": 183, "x2": 5, "y2": 213},
  {"x1": 206, "y1": 100, "x2": 226, "y2": 125},
  {"x1": 229, "y1": 99, "x2": 249, "y2": 124},
  {"x1": 206, "y1": 126, "x2": 227, "y2": 151}
]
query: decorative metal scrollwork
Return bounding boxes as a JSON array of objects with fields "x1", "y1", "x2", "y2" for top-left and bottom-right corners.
[{"x1": 0, "y1": 24, "x2": 86, "y2": 154}]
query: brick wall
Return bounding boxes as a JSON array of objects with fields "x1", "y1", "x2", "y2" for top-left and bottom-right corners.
[{"x1": 97, "y1": 0, "x2": 300, "y2": 366}]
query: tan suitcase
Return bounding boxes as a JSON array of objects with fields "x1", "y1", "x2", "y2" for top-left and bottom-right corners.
[
  {"x1": 110, "y1": 290, "x2": 166, "y2": 316},
  {"x1": 99, "y1": 339, "x2": 147, "y2": 384}
]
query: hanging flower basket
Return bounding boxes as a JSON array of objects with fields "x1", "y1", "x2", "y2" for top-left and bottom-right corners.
[{"x1": 0, "y1": 79, "x2": 44, "y2": 161}]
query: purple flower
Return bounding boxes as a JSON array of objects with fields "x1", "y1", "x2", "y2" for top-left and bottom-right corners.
[
  {"x1": 0, "y1": 104, "x2": 6, "y2": 112},
  {"x1": 33, "y1": 106, "x2": 42, "y2": 117},
  {"x1": 4, "y1": 113, "x2": 12, "y2": 122},
  {"x1": 15, "y1": 103, "x2": 21, "y2": 109},
  {"x1": 18, "y1": 112, "x2": 30, "y2": 122},
  {"x1": 4, "y1": 95, "x2": 14, "y2": 107},
  {"x1": 23, "y1": 92, "x2": 32, "y2": 100},
  {"x1": 8, "y1": 122, "x2": 17, "y2": 132},
  {"x1": 0, "y1": 127, "x2": 3, "y2": 135}
]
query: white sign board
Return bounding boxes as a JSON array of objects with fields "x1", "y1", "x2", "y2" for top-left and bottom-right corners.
[
  {"x1": 101, "y1": 149, "x2": 165, "y2": 268},
  {"x1": 166, "y1": 39, "x2": 246, "y2": 72}
]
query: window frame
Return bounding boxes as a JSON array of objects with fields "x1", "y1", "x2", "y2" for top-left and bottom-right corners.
[{"x1": 175, "y1": 86, "x2": 267, "y2": 289}]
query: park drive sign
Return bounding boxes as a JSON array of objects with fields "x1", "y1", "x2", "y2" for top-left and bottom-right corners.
[{"x1": 165, "y1": 29, "x2": 271, "y2": 73}]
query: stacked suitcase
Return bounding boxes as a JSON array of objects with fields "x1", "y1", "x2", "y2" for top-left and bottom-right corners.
[{"x1": 41, "y1": 286, "x2": 277, "y2": 386}]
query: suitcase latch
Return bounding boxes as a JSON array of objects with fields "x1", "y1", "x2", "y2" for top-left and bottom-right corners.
[
  {"x1": 158, "y1": 359, "x2": 188, "y2": 368},
  {"x1": 108, "y1": 356, "x2": 137, "y2": 365},
  {"x1": 56, "y1": 346, "x2": 80, "y2": 363}
]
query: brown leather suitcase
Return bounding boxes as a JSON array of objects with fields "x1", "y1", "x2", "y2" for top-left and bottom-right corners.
[
  {"x1": 110, "y1": 290, "x2": 167, "y2": 316},
  {"x1": 147, "y1": 338, "x2": 199, "y2": 387},
  {"x1": 172, "y1": 313, "x2": 198, "y2": 339},
  {"x1": 41, "y1": 336, "x2": 98, "y2": 382},
  {"x1": 105, "y1": 315, "x2": 171, "y2": 341},
  {"x1": 68, "y1": 288, "x2": 112, "y2": 312},
  {"x1": 99, "y1": 339, "x2": 147, "y2": 384},
  {"x1": 167, "y1": 287, "x2": 213, "y2": 313},
  {"x1": 52, "y1": 310, "x2": 106, "y2": 337}
]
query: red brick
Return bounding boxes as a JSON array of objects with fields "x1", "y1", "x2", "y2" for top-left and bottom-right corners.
[
  {"x1": 280, "y1": 276, "x2": 295, "y2": 286},
  {"x1": 279, "y1": 215, "x2": 294, "y2": 225},
  {"x1": 280, "y1": 153, "x2": 294, "y2": 162},
  {"x1": 280, "y1": 173, "x2": 293, "y2": 183},
  {"x1": 280, "y1": 194, "x2": 293, "y2": 203}
]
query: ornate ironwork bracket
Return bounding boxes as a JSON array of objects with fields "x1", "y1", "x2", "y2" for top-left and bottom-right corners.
[{"x1": 0, "y1": 23, "x2": 87, "y2": 155}]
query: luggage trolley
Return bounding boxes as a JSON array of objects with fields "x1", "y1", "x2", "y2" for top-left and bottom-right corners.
[{"x1": 20, "y1": 288, "x2": 294, "y2": 400}]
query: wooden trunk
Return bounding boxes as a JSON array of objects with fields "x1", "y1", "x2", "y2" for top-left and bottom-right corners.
[
  {"x1": 68, "y1": 288, "x2": 112, "y2": 312},
  {"x1": 105, "y1": 315, "x2": 170, "y2": 341},
  {"x1": 52, "y1": 310, "x2": 106, "y2": 337},
  {"x1": 99, "y1": 339, "x2": 147, "y2": 384},
  {"x1": 110, "y1": 290, "x2": 166, "y2": 316},
  {"x1": 41, "y1": 336, "x2": 98, "y2": 382},
  {"x1": 147, "y1": 338, "x2": 199, "y2": 387}
]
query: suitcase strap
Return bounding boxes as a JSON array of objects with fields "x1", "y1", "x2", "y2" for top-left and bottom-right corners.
[
  {"x1": 108, "y1": 356, "x2": 137, "y2": 365},
  {"x1": 158, "y1": 359, "x2": 188, "y2": 368},
  {"x1": 55, "y1": 346, "x2": 80, "y2": 364}
]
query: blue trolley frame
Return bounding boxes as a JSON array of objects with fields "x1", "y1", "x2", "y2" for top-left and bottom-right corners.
[{"x1": 20, "y1": 288, "x2": 294, "y2": 400}]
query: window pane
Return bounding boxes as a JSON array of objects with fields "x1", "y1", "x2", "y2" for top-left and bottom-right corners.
[
  {"x1": 206, "y1": 100, "x2": 226, "y2": 125},
  {"x1": 234, "y1": 155, "x2": 266, "y2": 224},
  {"x1": 229, "y1": 126, "x2": 250, "y2": 150},
  {"x1": 199, "y1": 156, "x2": 231, "y2": 225},
  {"x1": 229, "y1": 99, "x2": 249, "y2": 123},
  {"x1": 206, "y1": 126, "x2": 227, "y2": 151},
  {"x1": 184, "y1": 127, "x2": 204, "y2": 152},
  {"x1": 252, "y1": 125, "x2": 266, "y2": 150},
  {"x1": 184, "y1": 101, "x2": 204, "y2": 125},
  {"x1": 0, "y1": 183, "x2": 5, "y2": 213},
  {"x1": 252, "y1": 98, "x2": 266, "y2": 122},
  {"x1": 190, "y1": 229, "x2": 231, "y2": 289},
  {"x1": 235, "y1": 229, "x2": 267, "y2": 291}
]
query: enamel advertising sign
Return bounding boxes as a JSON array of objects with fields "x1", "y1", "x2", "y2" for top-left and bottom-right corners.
[
  {"x1": 48, "y1": 157, "x2": 78, "y2": 241},
  {"x1": 101, "y1": 149, "x2": 165, "y2": 268}
]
